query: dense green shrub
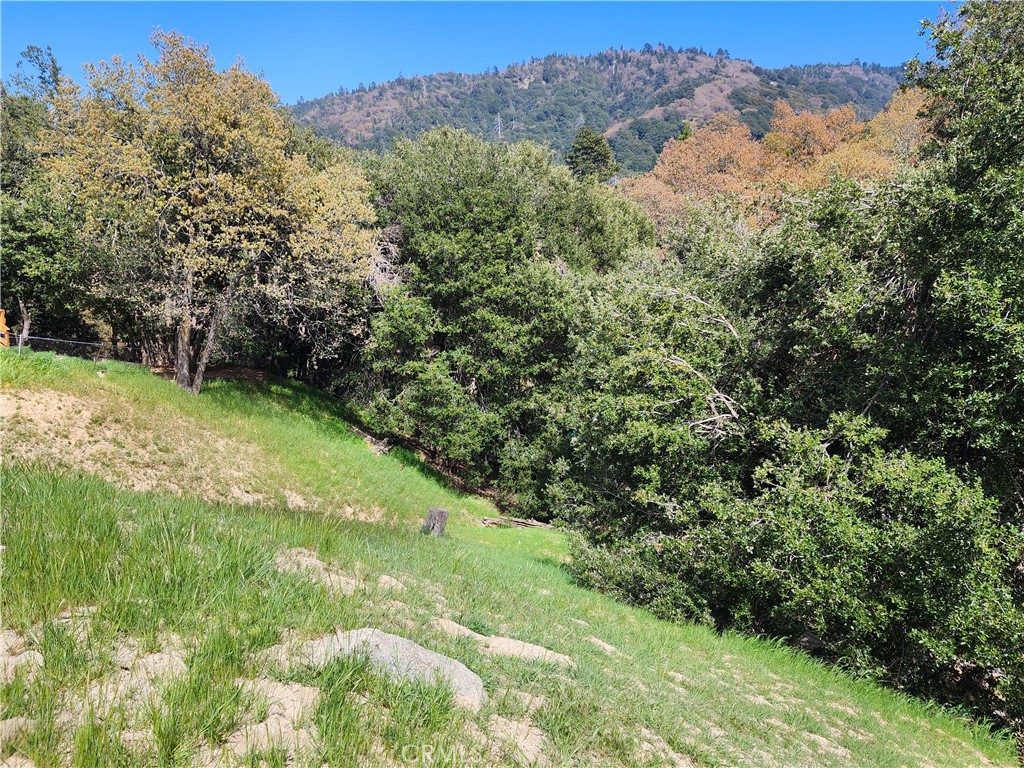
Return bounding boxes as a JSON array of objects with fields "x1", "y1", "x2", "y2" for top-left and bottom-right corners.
[
  {"x1": 356, "y1": 128, "x2": 651, "y2": 487},
  {"x1": 733, "y1": 172, "x2": 1023, "y2": 522},
  {"x1": 505, "y1": 252, "x2": 746, "y2": 522},
  {"x1": 569, "y1": 415, "x2": 1024, "y2": 725},
  {"x1": 557, "y1": 5, "x2": 1024, "y2": 730}
]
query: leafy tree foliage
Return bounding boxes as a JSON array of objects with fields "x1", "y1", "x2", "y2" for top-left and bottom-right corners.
[
  {"x1": 39, "y1": 30, "x2": 375, "y2": 392},
  {"x1": 508, "y1": 3, "x2": 1024, "y2": 731},
  {"x1": 569, "y1": 414, "x2": 1023, "y2": 724},
  {"x1": 357, "y1": 128, "x2": 650, "y2": 488},
  {"x1": 506, "y1": 252, "x2": 746, "y2": 521},
  {"x1": 541, "y1": 2, "x2": 1024, "y2": 733},
  {"x1": 0, "y1": 47, "x2": 94, "y2": 341},
  {"x1": 641, "y1": 94, "x2": 929, "y2": 229}
]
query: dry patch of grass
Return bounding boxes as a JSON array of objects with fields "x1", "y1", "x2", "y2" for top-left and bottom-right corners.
[
  {"x1": 2, "y1": 388, "x2": 268, "y2": 508},
  {"x1": 1, "y1": 352, "x2": 491, "y2": 527},
  {"x1": 0, "y1": 385, "x2": 387, "y2": 524}
]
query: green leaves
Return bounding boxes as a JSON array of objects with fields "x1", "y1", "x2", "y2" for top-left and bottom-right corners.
[
  {"x1": 557, "y1": 5, "x2": 1024, "y2": 731},
  {"x1": 359, "y1": 128, "x2": 651, "y2": 487},
  {"x1": 30, "y1": 31, "x2": 374, "y2": 391}
]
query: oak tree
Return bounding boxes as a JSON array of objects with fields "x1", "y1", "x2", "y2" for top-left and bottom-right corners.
[{"x1": 42, "y1": 30, "x2": 374, "y2": 392}]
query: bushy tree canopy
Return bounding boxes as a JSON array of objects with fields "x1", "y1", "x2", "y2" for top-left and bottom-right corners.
[
  {"x1": 39, "y1": 30, "x2": 375, "y2": 392},
  {"x1": 357, "y1": 128, "x2": 650, "y2": 488}
]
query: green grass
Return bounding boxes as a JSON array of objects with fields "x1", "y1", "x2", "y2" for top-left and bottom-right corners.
[
  {"x1": 0, "y1": 352, "x2": 495, "y2": 526},
  {"x1": 1, "y1": 351, "x2": 1018, "y2": 767}
]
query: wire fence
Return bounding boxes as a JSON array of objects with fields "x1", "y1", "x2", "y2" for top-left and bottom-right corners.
[{"x1": 15, "y1": 335, "x2": 117, "y2": 362}]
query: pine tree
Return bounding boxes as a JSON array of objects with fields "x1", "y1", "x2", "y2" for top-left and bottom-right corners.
[{"x1": 565, "y1": 126, "x2": 619, "y2": 182}]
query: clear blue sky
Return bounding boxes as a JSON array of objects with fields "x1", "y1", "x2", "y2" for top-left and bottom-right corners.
[{"x1": 1, "y1": 2, "x2": 945, "y2": 104}]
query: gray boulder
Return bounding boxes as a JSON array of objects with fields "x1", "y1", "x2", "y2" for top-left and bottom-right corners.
[{"x1": 260, "y1": 628, "x2": 486, "y2": 712}]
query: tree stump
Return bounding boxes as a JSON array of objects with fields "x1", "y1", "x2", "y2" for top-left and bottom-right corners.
[{"x1": 421, "y1": 507, "x2": 448, "y2": 536}]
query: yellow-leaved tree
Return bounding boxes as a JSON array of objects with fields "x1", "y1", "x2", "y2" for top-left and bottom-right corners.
[{"x1": 42, "y1": 30, "x2": 374, "y2": 392}]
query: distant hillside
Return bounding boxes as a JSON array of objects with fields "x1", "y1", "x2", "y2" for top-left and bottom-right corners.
[{"x1": 292, "y1": 45, "x2": 904, "y2": 173}]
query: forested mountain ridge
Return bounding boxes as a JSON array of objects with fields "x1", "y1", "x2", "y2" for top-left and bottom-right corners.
[{"x1": 291, "y1": 45, "x2": 903, "y2": 172}]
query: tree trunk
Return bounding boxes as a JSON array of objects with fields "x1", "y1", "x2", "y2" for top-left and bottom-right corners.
[
  {"x1": 174, "y1": 317, "x2": 192, "y2": 390},
  {"x1": 17, "y1": 300, "x2": 31, "y2": 347},
  {"x1": 188, "y1": 293, "x2": 231, "y2": 395}
]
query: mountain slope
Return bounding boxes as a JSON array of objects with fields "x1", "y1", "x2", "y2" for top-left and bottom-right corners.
[
  {"x1": 292, "y1": 46, "x2": 903, "y2": 172},
  {"x1": 1, "y1": 351, "x2": 1017, "y2": 767}
]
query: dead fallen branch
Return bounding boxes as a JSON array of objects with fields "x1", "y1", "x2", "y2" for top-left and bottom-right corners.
[{"x1": 480, "y1": 516, "x2": 553, "y2": 529}]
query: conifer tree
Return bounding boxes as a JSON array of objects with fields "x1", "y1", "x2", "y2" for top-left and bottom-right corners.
[{"x1": 565, "y1": 126, "x2": 619, "y2": 182}]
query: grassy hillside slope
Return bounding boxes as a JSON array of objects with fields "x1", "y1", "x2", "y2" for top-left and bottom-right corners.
[{"x1": 1, "y1": 352, "x2": 1016, "y2": 767}]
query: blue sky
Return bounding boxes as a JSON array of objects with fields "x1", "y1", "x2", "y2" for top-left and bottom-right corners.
[{"x1": 1, "y1": 2, "x2": 946, "y2": 104}]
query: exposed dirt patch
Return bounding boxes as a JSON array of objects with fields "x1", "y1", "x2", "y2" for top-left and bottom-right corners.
[
  {"x1": 340, "y1": 502, "x2": 388, "y2": 523},
  {"x1": 433, "y1": 619, "x2": 575, "y2": 667},
  {"x1": 282, "y1": 489, "x2": 308, "y2": 509},
  {"x1": 274, "y1": 547, "x2": 364, "y2": 596},
  {"x1": 116, "y1": 729, "x2": 156, "y2": 757},
  {"x1": 0, "y1": 630, "x2": 42, "y2": 684},
  {"x1": 488, "y1": 714, "x2": 549, "y2": 767},
  {"x1": 0, "y1": 755, "x2": 37, "y2": 768},
  {"x1": 586, "y1": 636, "x2": 622, "y2": 656},
  {"x1": 826, "y1": 700, "x2": 861, "y2": 717},
  {"x1": 197, "y1": 677, "x2": 320, "y2": 767},
  {"x1": 497, "y1": 688, "x2": 549, "y2": 715},
  {"x1": 637, "y1": 727, "x2": 696, "y2": 768},
  {"x1": 0, "y1": 717, "x2": 36, "y2": 747},
  {"x1": 803, "y1": 730, "x2": 852, "y2": 760},
  {"x1": 51, "y1": 605, "x2": 98, "y2": 645},
  {"x1": 80, "y1": 636, "x2": 189, "y2": 721},
  {"x1": 50, "y1": 633, "x2": 189, "y2": 762},
  {"x1": 1, "y1": 389, "x2": 265, "y2": 507},
  {"x1": 377, "y1": 575, "x2": 405, "y2": 592},
  {"x1": 1, "y1": 387, "x2": 385, "y2": 521}
]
